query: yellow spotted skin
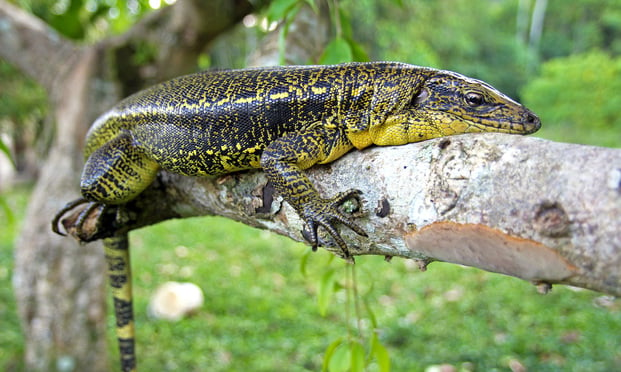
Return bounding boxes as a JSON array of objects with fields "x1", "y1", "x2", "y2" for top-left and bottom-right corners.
[{"x1": 54, "y1": 62, "x2": 540, "y2": 372}]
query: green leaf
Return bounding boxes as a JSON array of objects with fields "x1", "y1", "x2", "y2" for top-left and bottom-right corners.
[
  {"x1": 303, "y1": 0, "x2": 319, "y2": 13},
  {"x1": 363, "y1": 297, "x2": 378, "y2": 328},
  {"x1": 348, "y1": 39, "x2": 370, "y2": 62},
  {"x1": 265, "y1": 0, "x2": 300, "y2": 23},
  {"x1": 318, "y1": 268, "x2": 336, "y2": 316},
  {"x1": 0, "y1": 138, "x2": 15, "y2": 168},
  {"x1": 371, "y1": 334, "x2": 391, "y2": 372},
  {"x1": 322, "y1": 338, "x2": 344, "y2": 372},
  {"x1": 328, "y1": 343, "x2": 351, "y2": 372},
  {"x1": 337, "y1": 7, "x2": 354, "y2": 40},
  {"x1": 299, "y1": 250, "x2": 311, "y2": 277},
  {"x1": 0, "y1": 195, "x2": 14, "y2": 227},
  {"x1": 350, "y1": 341, "x2": 366, "y2": 372},
  {"x1": 320, "y1": 38, "x2": 353, "y2": 65},
  {"x1": 278, "y1": 26, "x2": 288, "y2": 65},
  {"x1": 198, "y1": 54, "x2": 212, "y2": 70}
]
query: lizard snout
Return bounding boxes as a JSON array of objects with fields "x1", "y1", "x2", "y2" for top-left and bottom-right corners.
[{"x1": 523, "y1": 110, "x2": 541, "y2": 134}]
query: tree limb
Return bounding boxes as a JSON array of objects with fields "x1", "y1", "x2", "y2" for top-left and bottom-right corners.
[
  {"x1": 248, "y1": 1, "x2": 330, "y2": 66},
  {"x1": 104, "y1": 0, "x2": 263, "y2": 94},
  {"x1": 0, "y1": 0, "x2": 79, "y2": 92},
  {"x1": 60, "y1": 134, "x2": 621, "y2": 297}
]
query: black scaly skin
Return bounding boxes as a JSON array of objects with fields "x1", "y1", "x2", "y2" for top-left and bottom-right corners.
[{"x1": 52, "y1": 62, "x2": 540, "y2": 371}]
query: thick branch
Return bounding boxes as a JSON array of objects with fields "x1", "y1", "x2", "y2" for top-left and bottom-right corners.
[
  {"x1": 61, "y1": 134, "x2": 621, "y2": 297},
  {"x1": 248, "y1": 1, "x2": 330, "y2": 66},
  {"x1": 0, "y1": 0, "x2": 79, "y2": 92},
  {"x1": 106, "y1": 0, "x2": 264, "y2": 94}
]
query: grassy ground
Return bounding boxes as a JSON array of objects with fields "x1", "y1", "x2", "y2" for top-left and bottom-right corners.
[{"x1": 1, "y1": 186, "x2": 620, "y2": 371}]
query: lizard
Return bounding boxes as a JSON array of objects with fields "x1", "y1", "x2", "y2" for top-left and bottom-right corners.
[{"x1": 51, "y1": 61, "x2": 540, "y2": 371}]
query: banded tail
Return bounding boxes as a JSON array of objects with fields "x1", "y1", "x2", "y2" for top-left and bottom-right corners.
[{"x1": 104, "y1": 234, "x2": 137, "y2": 372}]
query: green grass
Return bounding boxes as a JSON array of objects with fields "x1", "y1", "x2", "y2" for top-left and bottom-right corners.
[
  {"x1": 1, "y1": 187, "x2": 620, "y2": 371},
  {"x1": 0, "y1": 187, "x2": 29, "y2": 371}
]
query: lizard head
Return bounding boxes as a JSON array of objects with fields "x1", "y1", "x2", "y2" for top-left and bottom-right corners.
[
  {"x1": 362, "y1": 69, "x2": 541, "y2": 148},
  {"x1": 409, "y1": 71, "x2": 541, "y2": 136}
]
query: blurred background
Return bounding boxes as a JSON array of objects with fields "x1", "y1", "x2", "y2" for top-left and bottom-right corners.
[{"x1": 1, "y1": 0, "x2": 620, "y2": 371}]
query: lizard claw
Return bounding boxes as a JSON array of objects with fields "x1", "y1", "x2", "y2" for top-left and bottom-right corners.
[
  {"x1": 300, "y1": 189, "x2": 367, "y2": 259},
  {"x1": 52, "y1": 198, "x2": 91, "y2": 236},
  {"x1": 51, "y1": 198, "x2": 112, "y2": 242}
]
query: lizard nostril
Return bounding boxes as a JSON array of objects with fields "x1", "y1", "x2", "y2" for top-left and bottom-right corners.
[
  {"x1": 526, "y1": 112, "x2": 539, "y2": 124},
  {"x1": 522, "y1": 111, "x2": 541, "y2": 133}
]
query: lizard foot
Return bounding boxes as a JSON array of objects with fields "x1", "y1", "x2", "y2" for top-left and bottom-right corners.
[
  {"x1": 301, "y1": 189, "x2": 367, "y2": 260},
  {"x1": 52, "y1": 198, "x2": 113, "y2": 242}
]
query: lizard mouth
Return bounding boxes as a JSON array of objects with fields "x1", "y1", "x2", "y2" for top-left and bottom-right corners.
[{"x1": 466, "y1": 108, "x2": 541, "y2": 135}]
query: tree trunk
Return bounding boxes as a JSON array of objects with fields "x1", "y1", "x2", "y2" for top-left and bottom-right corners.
[
  {"x1": 12, "y1": 45, "x2": 111, "y2": 372},
  {"x1": 1, "y1": 0, "x2": 261, "y2": 370}
]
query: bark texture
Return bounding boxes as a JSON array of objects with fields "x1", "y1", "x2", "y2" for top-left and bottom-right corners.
[
  {"x1": 2, "y1": 0, "x2": 262, "y2": 370},
  {"x1": 64, "y1": 134, "x2": 621, "y2": 296}
]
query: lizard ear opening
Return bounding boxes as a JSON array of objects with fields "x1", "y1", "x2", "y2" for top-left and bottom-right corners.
[{"x1": 412, "y1": 88, "x2": 429, "y2": 107}]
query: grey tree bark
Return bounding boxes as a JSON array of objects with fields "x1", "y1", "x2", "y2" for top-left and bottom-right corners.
[
  {"x1": 77, "y1": 134, "x2": 618, "y2": 296},
  {"x1": 1, "y1": 0, "x2": 261, "y2": 370}
]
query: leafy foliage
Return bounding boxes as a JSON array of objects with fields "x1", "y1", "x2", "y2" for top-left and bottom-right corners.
[
  {"x1": 262, "y1": 0, "x2": 368, "y2": 65},
  {"x1": 341, "y1": 0, "x2": 538, "y2": 97},
  {"x1": 0, "y1": 61, "x2": 47, "y2": 122},
  {"x1": 310, "y1": 258, "x2": 391, "y2": 371},
  {"x1": 25, "y1": 0, "x2": 159, "y2": 40},
  {"x1": 0, "y1": 61, "x2": 49, "y2": 167},
  {"x1": 521, "y1": 51, "x2": 621, "y2": 146},
  {"x1": 0, "y1": 137, "x2": 14, "y2": 169},
  {"x1": 342, "y1": 0, "x2": 621, "y2": 102},
  {"x1": 539, "y1": 0, "x2": 621, "y2": 59}
]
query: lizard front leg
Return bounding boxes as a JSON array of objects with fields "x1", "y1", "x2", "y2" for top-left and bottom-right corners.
[{"x1": 260, "y1": 123, "x2": 367, "y2": 259}]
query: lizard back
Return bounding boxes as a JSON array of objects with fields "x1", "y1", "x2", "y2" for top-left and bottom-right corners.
[{"x1": 85, "y1": 62, "x2": 426, "y2": 176}]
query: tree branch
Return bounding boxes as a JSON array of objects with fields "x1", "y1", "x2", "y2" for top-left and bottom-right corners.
[
  {"x1": 105, "y1": 0, "x2": 263, "y2": 94},
  {"x1": 0, "y1": 0, "x2": 79, "y2": 92},
  {"x1": 248, "y1": 1, "x2": 330, "y2": 66},
  {"x1": 60, "y1": 134, "x2": 621, "y2": 297}
]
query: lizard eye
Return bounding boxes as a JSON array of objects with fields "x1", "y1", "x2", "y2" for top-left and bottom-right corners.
[
  {"x1": 465, "y1": 92, "x2": 484, "y2": 107},
  {"x1": 412, "y1": 88, "x2": 429, "y2": 106}
]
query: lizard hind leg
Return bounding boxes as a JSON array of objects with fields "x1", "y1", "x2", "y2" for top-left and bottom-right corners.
[
  {"x1": 81, "y1": 132, "x2": 159, "y2": 205},
  {"x1": 51, "y1": 198, "x2": 92, "y2": 236},
  {"x1": 104, "y1": 233, "x2": 137, "y2": 372},
  {"x1": 51, "y1": 198, "x2": 113, "y2": 241}
]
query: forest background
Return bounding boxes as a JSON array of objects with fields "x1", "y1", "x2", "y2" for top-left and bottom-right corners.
[{"x1": 1, "y1": 0, "x2": 620, "y2": 371}]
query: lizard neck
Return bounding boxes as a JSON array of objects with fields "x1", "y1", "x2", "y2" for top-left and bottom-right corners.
[
  {"x1": 347, "y1": 112, "x2": 508, "y2": 149},
  {"x1": 346, "y1": 114, "x2": 442, "y2": 149}
]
